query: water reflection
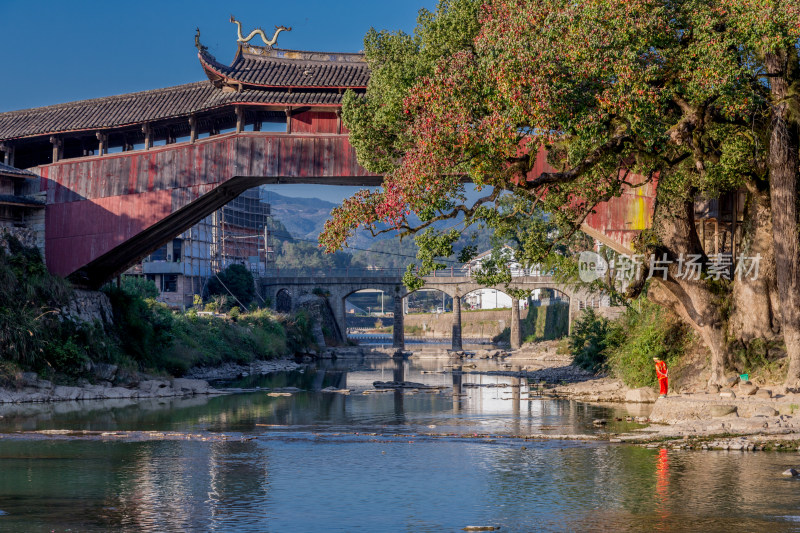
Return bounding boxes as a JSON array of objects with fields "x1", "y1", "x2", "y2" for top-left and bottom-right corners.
[
  {"x1": 0, "y1": 357, "x2": 642, "y2": 439},
  {"x1": 1, "y1": 358, "x2": 799, "y2": 531}
]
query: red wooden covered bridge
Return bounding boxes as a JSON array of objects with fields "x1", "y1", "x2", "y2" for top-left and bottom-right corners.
[{"x1": 0, "y1": 34, "x2": 654, "y2": 287}]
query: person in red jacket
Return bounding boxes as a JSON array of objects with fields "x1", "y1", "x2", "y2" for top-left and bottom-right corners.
[{"x1": 654, "y1": 357, "x2": 668, "y2": 397}]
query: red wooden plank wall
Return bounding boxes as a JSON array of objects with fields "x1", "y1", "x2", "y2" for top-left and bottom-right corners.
[{"x1": 36, "y1": 130, "x2": 373, "y2": 276}]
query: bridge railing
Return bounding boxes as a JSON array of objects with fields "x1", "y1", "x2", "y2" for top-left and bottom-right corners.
[{"x1": 258, "y1": 265, "x2": 554, "y2": 279}]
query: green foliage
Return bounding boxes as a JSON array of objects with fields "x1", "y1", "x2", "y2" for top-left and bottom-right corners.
[
  {"x1": 569, "y1": 310, "x2": 618, "y2": 373},
  {"x1": 730, "y1": 338, "x2": 785, "y2": 377},
  {"x1": 0, "y1": 235, "x2": 72, "y2": 367},
  {"x1": 44, "y1": 335, "x2": 89, "y2": 375},
  {"x1": 275, "y1": 241, "x2": 352, "y2": 271},
  {"x1": 207, "y1": 264, "x2": 255, "y2": 308},
  {"x1": 120, "y1": 276, "x2": 159, "y2": 299},
  {"x1": 606, "y1": 301, "x2": 691, "y2": 388},
  {"x1": 104, "y1": 286, "x2": 174, "y2": 367},
  {"x1": 0, "y1": 236, "x2": 315, "y2": 379},
  {"x1": 282, "y1": 310, "x2": 317, "y2": 354},
  {"x1": 341, "y1": 0, "x2": 483, "y2": 175}
]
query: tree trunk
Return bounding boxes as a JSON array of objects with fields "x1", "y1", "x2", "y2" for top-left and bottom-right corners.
[
  {"x1": 727, "y1": 184, "x2": 782, "y2": 347},
  {"x1": 651, "y1": 199, "x2": 730, "y2": 386},
  {"x1": 765, "y1": 50, "x2": 800, "y2": 387}
]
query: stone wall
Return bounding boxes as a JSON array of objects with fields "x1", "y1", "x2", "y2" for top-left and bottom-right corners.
[
  {"x1": 404, "y1": 308, "x2": 527, "y2": 338},
  {"x1": 61, "y1": 289, "x2": 114, "y2": 326},
  {"x1": 295, "y1": 294, "x2": 344, "y2": 346},
  {"x1": 1, "y1": 226, "x2": 44, "y2": 258}
]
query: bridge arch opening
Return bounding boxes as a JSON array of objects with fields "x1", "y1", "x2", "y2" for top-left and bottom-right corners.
[
  {"x1": 519, "y1": 288, "x2": 572, "y2": 343},
  {"x1": 275, "y1": 288, "x2": 292, "y2": 313},
  {"x1": 343, "y1": 288, "x2": 393, "y2": 341}
]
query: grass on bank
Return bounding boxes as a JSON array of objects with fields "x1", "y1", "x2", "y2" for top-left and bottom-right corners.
[
  {"x1": 0, "y1": 235, "x2": 315, "y2": 385},
  {"x1": 568, "y1": 299, "x2": 692, "y2": 387}
]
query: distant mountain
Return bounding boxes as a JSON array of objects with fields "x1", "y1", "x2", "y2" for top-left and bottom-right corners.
[
  {"x1": 261, "y1": 189, "x2": 399, "y2": 248},
  {"x1": 261, "y1": 188, "x2": 495, "y2": 263},
  {"x1": 260, "y1": 190, "x2": 339, "y2": 241}
]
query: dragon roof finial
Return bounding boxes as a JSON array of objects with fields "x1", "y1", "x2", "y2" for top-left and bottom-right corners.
[
  {"x1": 230, "y1": 15, "x2": 291, "y2": 49},
  {"x1": 194, "y1": 27, "x2": 208, "y2": 53}
]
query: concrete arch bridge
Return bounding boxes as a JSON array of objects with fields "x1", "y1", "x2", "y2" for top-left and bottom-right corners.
[{"x1": 260, "y1": 267, "x2": 591, "y2": 351}]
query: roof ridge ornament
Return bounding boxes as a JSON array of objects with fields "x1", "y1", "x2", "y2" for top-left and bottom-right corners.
[
  {"x1": 229, "y1": 15, "x2": 291, "y2": 49},
  {"x1": 194, "y1": 28, "x2": 208, "y2": 53}
]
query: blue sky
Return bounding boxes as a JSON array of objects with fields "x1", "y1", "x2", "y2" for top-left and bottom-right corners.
[{"x1": 2, "y1": 0, "x2": 437, "y2": 203}]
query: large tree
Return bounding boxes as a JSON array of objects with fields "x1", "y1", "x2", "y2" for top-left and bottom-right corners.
[{"x1": 322, "y1": 0, "x2": 800, "y2": 386}]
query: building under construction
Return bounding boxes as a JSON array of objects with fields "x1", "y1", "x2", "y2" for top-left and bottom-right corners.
[{"x1": 129, "y1": 186, "x2": 274, "y2": 307}]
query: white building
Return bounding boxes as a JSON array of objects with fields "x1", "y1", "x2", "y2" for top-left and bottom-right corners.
[{"x1": 463, "y1": 247, "x2": 538, "y2": 310}]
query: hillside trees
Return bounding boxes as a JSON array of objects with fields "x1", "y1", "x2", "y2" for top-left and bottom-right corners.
[{"x1": 322, "y1": 0, "x2": 800, "y2": 385}]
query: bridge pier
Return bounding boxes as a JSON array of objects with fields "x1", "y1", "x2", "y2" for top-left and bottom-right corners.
[
  {"x1": 568, "y1": 293, "x2": 576, "y2": 336},
  {"x1": 331, "y1": 295, "x2": 348, "y2": 345},
  {"x1": 452, "y1": 293, "x2": 463, "y2": 351},
  {"x1": 510, "y1": 297, "x2": 521, "y2": 350},
  {"x1": 392, "y1": 295, "x2": 404, "y2": 351}
]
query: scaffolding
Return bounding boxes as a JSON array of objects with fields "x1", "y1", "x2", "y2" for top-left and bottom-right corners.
[{"x1": 133, "y1": 185, "x2": 275, "y2": 306}]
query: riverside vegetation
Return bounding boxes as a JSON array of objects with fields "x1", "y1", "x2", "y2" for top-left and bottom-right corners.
[
  {"x1": 567, "y1": 293, "x2": 785, "y2": 390},
  {"x1": 0, "y1": 235, "x2": 315, "y2": 387}
]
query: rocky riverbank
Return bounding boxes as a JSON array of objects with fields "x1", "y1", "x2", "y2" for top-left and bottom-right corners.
[
  {"x1": 0, "y1": 357, "x2": 306, "y2": 404},
  {"x1": 443, "y1": 341, "x2": 800, "y2": 446},
  {"x1": 0, "y1": 372, "x2": 218, "y2": 403},
  {"x1": 184, "y1": 359, "x2": 302, "y2": 381}
]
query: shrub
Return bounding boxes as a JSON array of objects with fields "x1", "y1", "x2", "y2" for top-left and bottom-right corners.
[
  {"x1": 569, "y1": 309, "x2": 619, "y2": 373},
  {"x1": 207, "y1": 264, "x2": 255, "y2": 308},
  {"x1": 0, "y1": 235, "x2": 72, "y2": 367},
  {"x1": 606, "y1": 301, "x2": 689, "y2": 387},
  {"x1": 120, "y1": 276, "x2": 159, "y2": 299},
  {"x1": 104, "y1": 287, "x2": 174, "y2": 367}
]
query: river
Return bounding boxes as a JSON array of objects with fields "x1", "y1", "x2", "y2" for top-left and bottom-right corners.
[{"x1": 0, "y1": 356, "x2": 799, "y2": 532}]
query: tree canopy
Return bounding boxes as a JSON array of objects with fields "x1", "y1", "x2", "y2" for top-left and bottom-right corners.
[
  {"x1": 322, "y1": 0, "x2": 800, "y2": 385},
  {"x1": 207, "y1": 264, "x2": 256, "y2": 308}
]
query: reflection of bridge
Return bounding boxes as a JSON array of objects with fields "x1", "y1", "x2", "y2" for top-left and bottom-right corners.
[
  {"x1": 0, "y1": 33, "x2": 655, "y2": 288},
  {"x1": 260, "y1": 267, "x2": 586, "y2": 351}
]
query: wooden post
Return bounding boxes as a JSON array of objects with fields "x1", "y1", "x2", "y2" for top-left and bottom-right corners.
[
  {"x1": 142, "y1": 123, "x2": 151, "y2": 150},
  {"x1": 96, "y1": 132, "x2": 107, "y2": 155},
  {"x1": 700, "y1": 219, "x2": 706, "y2": 252},
  {"x1": 1, "y1": 143, "x2": 13, "y2": 166},
  {"x1": 189, "y1": 116, "x2": 197, "y2": 143},
  {"x1": 50, "y1": 136, "x2": 62, "y2": 162},
  {"x1": 714, "y1": 219, "x2": 719, "y2": 255},
  {"x1": 235, "y1": 106, "x2": 244, "y2": 133},
  {"x1": 285, "y1": 107, "x2": 292, "y2": 134},
  {"x1": 336, "y1": 109, "x2": 342, "y2": 134}
]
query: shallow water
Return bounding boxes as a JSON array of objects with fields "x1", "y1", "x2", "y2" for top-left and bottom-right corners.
[{"x1": 0, "y1": 357, "x2": 799, "y2": 532}]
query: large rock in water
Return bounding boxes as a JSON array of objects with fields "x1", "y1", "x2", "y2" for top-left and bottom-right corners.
[
  {"x1": 625, "y1": 387, "x2": 658, "y2": 403},
  {"x1": 373, "y1": 381, "x2": 432, "y2": 389},
  {"x1": 709, "y1": 404, "x2": 738, "y2": 417}
]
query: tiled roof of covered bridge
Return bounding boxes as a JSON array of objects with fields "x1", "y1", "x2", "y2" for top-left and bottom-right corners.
[
  {"x1": 0, "y1": 81, "x2": 352, "y2": 140},
  {"x1": 199, "y1": 46, "x2": 370, "y2": 88}
]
